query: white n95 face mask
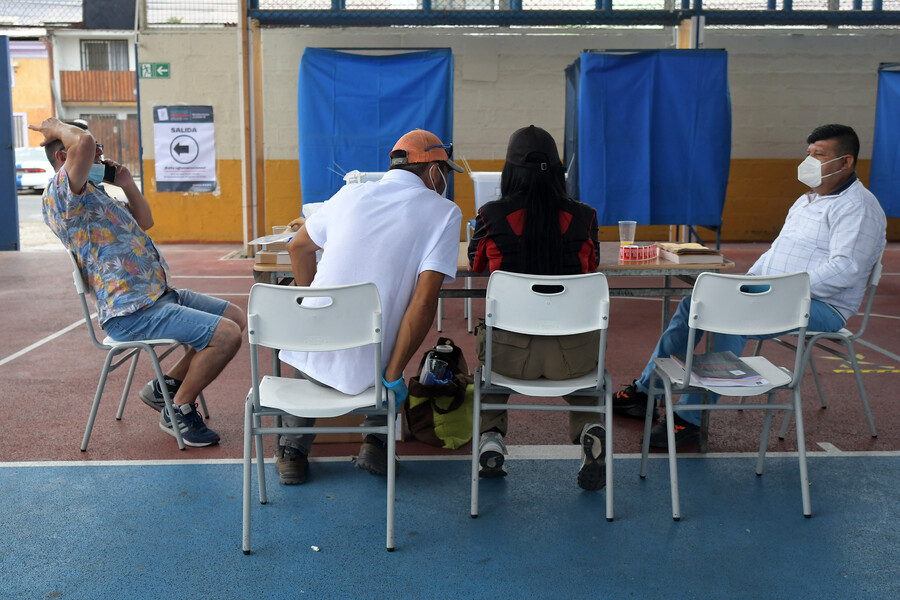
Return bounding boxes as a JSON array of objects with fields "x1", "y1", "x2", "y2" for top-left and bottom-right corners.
[{"x1": 797, "y1": 154, "x2": 847, "y2": 188}]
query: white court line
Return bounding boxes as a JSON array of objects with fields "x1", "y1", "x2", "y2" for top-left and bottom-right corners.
[
  {"x1": 3, "y1": 448, "x2": 899, "y2": 468},
  {"x1": 0, "y1": 318, "x2": 87, "y2": 368}
]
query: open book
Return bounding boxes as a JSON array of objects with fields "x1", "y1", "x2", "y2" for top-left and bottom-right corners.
[
  {"x1": 671, "y1": 351, "x2": 768, "y2": 387},
  {"x1": 656, "y1": 242, "x2": 724, "y2": 264}
]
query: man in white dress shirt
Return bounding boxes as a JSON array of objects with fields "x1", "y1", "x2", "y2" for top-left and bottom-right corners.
[
  {"x1": 612, "y1": 124, "x2": 887, "y2": 447},
  {"x1": 275, "y1": 129, "x2": 464, "y2": 484}
]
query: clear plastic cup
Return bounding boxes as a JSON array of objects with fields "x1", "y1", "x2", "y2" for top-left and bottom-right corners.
[{"x1": 618, "y1": 220, "x2": 637, "y2": 246}]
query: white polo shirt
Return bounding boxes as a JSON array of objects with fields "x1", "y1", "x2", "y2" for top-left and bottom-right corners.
[{"x1": 280, "y1": 169, "x2": 463, "y2": 394}]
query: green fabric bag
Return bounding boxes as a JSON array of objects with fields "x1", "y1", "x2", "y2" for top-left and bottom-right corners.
[{"x1": 404, "y1": 337, "x2": 474, "y2": 450}]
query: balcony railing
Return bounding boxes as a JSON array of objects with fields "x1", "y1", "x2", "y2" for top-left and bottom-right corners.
[{"x1": 59, "y1": 70, "x2": 136, "y2": 105}]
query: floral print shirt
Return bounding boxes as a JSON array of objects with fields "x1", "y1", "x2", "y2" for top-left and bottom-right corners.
[{"x1": 42, "y1": 166, "x2": 169, "y2": 324}]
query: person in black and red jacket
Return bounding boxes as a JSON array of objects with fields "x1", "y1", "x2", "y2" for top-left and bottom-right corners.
[{"x1": 467, "y1": 125, "x2": 606, "y2": 491}]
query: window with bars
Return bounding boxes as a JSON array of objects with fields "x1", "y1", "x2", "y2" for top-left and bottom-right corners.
[
  {"x1": 12, "y1": 114, "x2": 28, "y2": 148},
  {"x1": 80, "y1": 40, "x2": 129, "y2": 71}
]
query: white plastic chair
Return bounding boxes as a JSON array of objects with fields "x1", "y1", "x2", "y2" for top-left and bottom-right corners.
[
  {"x1": 640, "y1": 272, "x2": 812, "y2": 520},
  {"x1": 68, "y1": 251, "x2": 208, "y2": 451},
  {"x1": 753, "y1": 251, "x2": 884, "y2": 439},
  {"x1": 471, "y1": 271, "x2": 614, "y2": 521},
  {"x1": 242, "y1": 282, "x2": 397, "y2": 554}
]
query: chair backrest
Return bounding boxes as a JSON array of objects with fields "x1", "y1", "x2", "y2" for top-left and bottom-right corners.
[
  {"x1": 485, "y1": 271, "x2": 610, "y2": 336},
  {"x1": 67, "y1": 249, "x2": 107, "y2": 349},
  {"x1": 247, "y1": 282, "x2": 382, "y2": 353},
  {"x1": 689, "y1": 272, "x2": 811, "y2": 338}
]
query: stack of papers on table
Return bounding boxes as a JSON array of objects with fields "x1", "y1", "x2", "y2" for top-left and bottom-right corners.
[
  {"x1": 656, "y1": 242, "x2": 723, "y2": 264},
  {"x1": 672, "y1": 351, "x2": 768, "y2": 387}
]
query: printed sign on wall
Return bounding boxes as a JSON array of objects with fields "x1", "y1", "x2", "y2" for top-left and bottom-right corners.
[{"x1": 153, "y1": 105, "x2": 216, "y2": 192}]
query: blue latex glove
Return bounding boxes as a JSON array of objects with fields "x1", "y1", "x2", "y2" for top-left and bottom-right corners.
[{"x1": 382, "y1": 372, "x2": 408, "y2": 413}]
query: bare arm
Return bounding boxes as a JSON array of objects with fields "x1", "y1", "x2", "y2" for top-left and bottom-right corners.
[
  {"x1": 384, "y1": 270, "x2": 445, "y2": 381},
  {"x1": 28, "y1": 118, "x2": 94, "y2": 193},
  {"x1": 286, "y1": 225, "x2": 319, "y2": 286},
  {"x1": 105, "y1": 158, "x2": 154, "y2": 230}
]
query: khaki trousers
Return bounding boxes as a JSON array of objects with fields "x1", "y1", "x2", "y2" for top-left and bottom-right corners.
[{"x1": 476, "y1": 325, "x2": 603, "y2": 444}]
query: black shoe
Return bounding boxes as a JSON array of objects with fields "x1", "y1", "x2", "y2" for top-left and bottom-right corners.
[
  {"x1": 647, "y1": 413, "x2": 700, "y2": 448},
  {"x1": 612, "y1": 381, "x2": 659, "y2": 421},
  {"x1": 355, "y1": 435, "x2": 389, "y2": 476},
  {"x1": 275, "y1": 445, "x2": 309, "y2": 485},
  {"x1": 577, "y1": 424, "x2": 606, "y2": 491}
]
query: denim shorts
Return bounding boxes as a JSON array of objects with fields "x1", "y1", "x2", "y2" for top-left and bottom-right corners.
[{"x1": 103, "y1": 288, "x2": 228, "y2": 351}]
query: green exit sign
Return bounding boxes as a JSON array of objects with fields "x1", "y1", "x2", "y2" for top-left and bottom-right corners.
[{"x1": 139, "y1": 63, "x2": 170, "y2": 79}]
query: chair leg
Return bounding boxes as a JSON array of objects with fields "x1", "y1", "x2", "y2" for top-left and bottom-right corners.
[
  {"x1": 809, "y1": 359, "x2": 827, "y2": 409},
  {"x1": 150, "y1": 360, "x2": 185, "y2": 450},
  {"x1": 386, "y1": 409, "x2": 396, "y2": 552},
  {"x1": 757, "y1": 391, "x2": 776, "y2": 476},
  {"x1": 604, "y1": 386, "x2": 614, "y2": 522},
  {"x1": 197, "y1": 392, "x2": 210, "y2": 419},
  {"x1": 845, "y1": 343, "x2": 878, "y2": 437},
  {"x1": 242, "y1": 396, "x2": 253, "y2": 554},
  {"x1": 82, "y1": 352, "x2": 116, "y2": 451},
  {"x1": 664, "y1": 393, "x2": 682, "y2": 521},
  {"x1": 436, "y1": 298, "x2": 443, "y2": 332},
  {"x1": 792, "y1": 389, "x2": 812, "y2": 517},
  {"x1": 639, "y1": 378, "x2": 656, "y2": 479},
  {"x1": 254, "y1": 410, "x2": 267, "y2": 505},
  {"x1": 116, "y1": 352, "x2": 141, "y2": 420},
  {"x1": 470, "y1": 373, "x2": 481, "y2": 518}
]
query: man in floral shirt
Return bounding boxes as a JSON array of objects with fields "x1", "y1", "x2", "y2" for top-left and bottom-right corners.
[{"x1": 32, "y1": 118, "x2": 245, "y2": 447}]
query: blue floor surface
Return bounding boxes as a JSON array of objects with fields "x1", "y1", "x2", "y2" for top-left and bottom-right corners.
[{"x1": 1, "y1": 455, "x2": 897, "y2": 599}]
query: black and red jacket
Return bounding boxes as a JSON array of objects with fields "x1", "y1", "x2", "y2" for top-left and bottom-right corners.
[{"x1": 468, "y1": 194, "x2": 599, "y2": 275}]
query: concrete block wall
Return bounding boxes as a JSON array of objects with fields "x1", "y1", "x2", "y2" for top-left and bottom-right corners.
[{"x1": 137, "y1": 26, "x2": 899, "y2": 242}]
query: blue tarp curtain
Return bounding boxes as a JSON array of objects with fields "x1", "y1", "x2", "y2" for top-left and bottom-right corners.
[
  {"x1": 869, "y1": 64, "x2": 900, "y2": 218},
  {"x1": 298, "y1": 47, "x2": 454, "y2": 205},
  {"x1": 567, "y1": 50, "x2": 731, "y2": 226}
]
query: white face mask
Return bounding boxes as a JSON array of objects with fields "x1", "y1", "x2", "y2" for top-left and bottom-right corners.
[
  {"x1": 429, "y1": 164, "x2": 448, "y2": 198},
  {"x1": 88, "y1": 163, "x2": 107, "y2": 185},
  {"x1": 797, "y1": 154, "x2": 847, "y2": 188}
]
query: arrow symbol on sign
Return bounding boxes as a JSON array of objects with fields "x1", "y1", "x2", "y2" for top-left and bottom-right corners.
[
  {"x1": 174, "y1": 143, "x2": 190, "y2": 155},
  {"x1": 156, "y1": 65, "x2": 166, "y2": 76}
]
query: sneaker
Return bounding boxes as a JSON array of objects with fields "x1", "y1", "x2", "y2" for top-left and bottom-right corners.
[
  {"x1": 612, "y1": 380, "x2": 659, "y2": 421},
  {"x1": 355, "y1": 435, "x2": 388, "y2": 476},
  {"x1": 478, "y1": 431, "x2": 507, "y2": 478},
  {"x1": 647, "y1": 413, "x2": 700, "y2": 448},
  {"x1": 275, "y1": 445, "x2": 309, "y2": 485},
  {"x1": 577, "y1": 424, "x2": 607, "y2": 491},
  {"x1": 159, "y1": 402, "x2": 220, "y2": 447},
  {"x1": 139, "y1": 377, "x2": 182, "y2": 412}
]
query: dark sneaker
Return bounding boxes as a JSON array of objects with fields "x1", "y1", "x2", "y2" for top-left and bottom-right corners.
[
  {"x1": 478, "y1": 431, "x2": 507, "y2": 478},
  {"x1": 577, "y1": 424, "x2": 607, "y2": 491},
  {"x1": 355, "y1": 435, "x2": 389, "y2": 476},
  {"x1": 139, "y1": 377, "x2": 182, "y2": 412},
  {"x1": 612, "y1": 380, "x2": 659, "y2": 421},
  {"x1": 275, "y1": 445, "x2": 309, "y2": 485},
  {"x1": 159, "y1": 402, "x2": 220, "y2": 447},
  {"x1": 647, "y1": 413, "x2": 700, "y2": 448}
]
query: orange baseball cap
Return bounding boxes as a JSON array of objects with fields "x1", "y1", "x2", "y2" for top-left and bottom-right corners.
[{"x1": 389, "y1": 129, "x2": 463, "y2": 172}]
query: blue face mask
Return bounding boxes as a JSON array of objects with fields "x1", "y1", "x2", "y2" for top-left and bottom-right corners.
[{"x1": 88, "y1": 163, "x2": 107, "y2": 185}]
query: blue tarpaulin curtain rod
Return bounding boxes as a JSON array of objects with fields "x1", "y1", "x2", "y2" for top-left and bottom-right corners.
[
  {"x1": 298, "y1": 47, "x2": 454, "y2": 205},
  {"x1": 566, "y1": 49, "x2": 732, "y2": 227}
]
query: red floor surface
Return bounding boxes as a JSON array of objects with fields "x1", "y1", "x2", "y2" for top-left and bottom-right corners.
[{"x1": 2, "y1": 243, "x2": 897, "y2": 462}]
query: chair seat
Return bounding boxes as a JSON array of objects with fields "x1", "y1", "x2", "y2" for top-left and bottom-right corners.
[
  {"x1": 258, "y1": 375, "x2": 379, "y2": 418},
  {"x1": 102, "y1": 336, "x2": 181, "y2": 348},
  {"x1": 485, "y1": 371, "x2": 601, "y2": 397},
  {"x1": 653, "y1": 355, "x2": 792, "y2": 397}
]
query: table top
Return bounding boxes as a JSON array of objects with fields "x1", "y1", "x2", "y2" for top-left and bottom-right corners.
[
  {"x1": 252, "y1": 242, "x2": 734, "y2": 276},
  {"x1": 456, "y1": 242, "x2": 734, "y2": 275}
]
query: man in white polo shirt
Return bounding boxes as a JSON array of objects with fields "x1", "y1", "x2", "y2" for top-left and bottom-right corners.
[
  {"x1": 276, "y1": 129, "x2": 464, "y2": 484},
  {"x1": 613, "y1": 124, "x2": 887, "y2": 448}
]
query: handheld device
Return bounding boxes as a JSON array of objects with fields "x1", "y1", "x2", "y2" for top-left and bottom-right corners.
[{"x1": 102, "y1": 162, "x2": 117, "y2": 183}]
